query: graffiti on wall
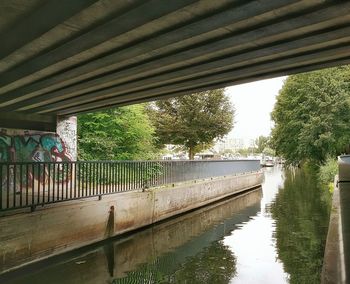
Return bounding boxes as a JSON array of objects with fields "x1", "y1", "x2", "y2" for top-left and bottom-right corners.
[
  {"x1": 0, "y1": 129, "x2": 72, "y2": 163},
  {"x1": 0, "y1": 129, "x2": 72, "y2": 192}
]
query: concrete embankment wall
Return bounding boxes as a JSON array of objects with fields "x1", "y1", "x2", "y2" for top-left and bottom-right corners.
[
  {"x1": 322, "y1": 156, "x2": 350, "y2": 284},
  {"x1": 0, "y1": 171, "x2": 263, "y2": 274},
  {"x1": 321, "y1": 178, "x2": 343, "y2": 284},
  {"x1": 1, "y1": 188, "x2": 262, "y2": 284}
]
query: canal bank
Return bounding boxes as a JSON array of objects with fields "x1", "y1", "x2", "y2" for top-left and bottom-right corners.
[
  {"x1": 0, "y1": 170, "x2": 263, "y2": 274},
  {"x1": 322, "y1": 181, "x2": 344, "y2": 284},
  {"x1": 1, "y1": 187, "x2": 262, "y2": 284},
  {"x1": 1, "y1": 166, "x2": 332, "y2": 284},
  {"x1": 322, "y1": 155, "x2": 350, "y2": 284}
]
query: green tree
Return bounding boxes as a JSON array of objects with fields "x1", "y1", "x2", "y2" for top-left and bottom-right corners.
[
  {"x1": 255, "y1": 135, "x2": 270, "y2": 153},
  {"x1": 271, "y1": 66, "x2": 350, "y2": 165},
  {"x1": 78, "y1": 105, "x2": 157, "y2": 160},
  {"x1": 149, "y1": 89, "x2": 234, "y2": 159},
  {"x1": 262, "y1": 147, "x2": 275, "y2": 157}
]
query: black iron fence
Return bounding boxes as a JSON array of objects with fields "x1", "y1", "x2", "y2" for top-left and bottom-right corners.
[{"x1": 0, "y1": 160, "x2": 260, "y2": 211}]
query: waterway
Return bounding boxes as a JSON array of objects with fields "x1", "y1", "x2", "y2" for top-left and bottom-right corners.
[{"x1": 2, "y1": 166, "x2": 331, "y2": 284}]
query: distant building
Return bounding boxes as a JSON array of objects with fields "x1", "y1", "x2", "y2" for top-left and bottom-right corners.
[{"x1": 214, "y1": 138, "x2": 245, "y2": 152}]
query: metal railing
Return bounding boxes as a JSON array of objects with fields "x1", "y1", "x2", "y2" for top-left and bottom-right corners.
[{"x1": 0, "y1": 160, "x2": 260, "y2": 211}]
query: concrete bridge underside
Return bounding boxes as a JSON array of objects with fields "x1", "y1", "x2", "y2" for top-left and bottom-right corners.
[{"x1": 1, "y1": 0, "x2": 350, "y2": 129}]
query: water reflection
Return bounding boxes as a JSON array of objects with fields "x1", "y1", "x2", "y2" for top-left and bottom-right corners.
[
  {"x1": 226, "y1": 166, "x2": 331, "y2": 284},
  {"x1": 226, "y1": 166, "x2": 288, "y2": 284},
  {"x1": 2, "y1": 166, "x2": 331, "y2": 284},
  {"x1": 270, "y1": 167, "x2": 331, "y2": 284}
]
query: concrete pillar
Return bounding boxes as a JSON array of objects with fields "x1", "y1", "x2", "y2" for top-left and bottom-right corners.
[{"x1": 56, "y1": 116, "x2": 77, "y2": 161}]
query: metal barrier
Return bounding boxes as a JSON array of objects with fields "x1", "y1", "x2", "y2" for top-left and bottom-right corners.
[{"x1": 0, "y1": 160, "x2": 260, "y2": 211}]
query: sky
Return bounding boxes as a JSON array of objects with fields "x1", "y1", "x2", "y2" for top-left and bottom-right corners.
[{"x1": 225, "y1": 76, "x2": 287, "y2": 141}]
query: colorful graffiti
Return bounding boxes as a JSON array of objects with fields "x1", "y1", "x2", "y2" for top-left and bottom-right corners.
[
  {"x1": 0, "y1": 129, "x2": 71, "y2": 163},
  {"x1": 0, "y1": 129, "x2": 74, "y2": 205}
]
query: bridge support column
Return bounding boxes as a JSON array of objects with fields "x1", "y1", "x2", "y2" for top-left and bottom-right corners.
[{"x1": 56, "y1": 116, "x2": 77, "y2": 161}]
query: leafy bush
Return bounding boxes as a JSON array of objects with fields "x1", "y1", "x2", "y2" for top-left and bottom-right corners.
[{"x1": 318, "y1": 157, "x2": 338, "y2": 189}]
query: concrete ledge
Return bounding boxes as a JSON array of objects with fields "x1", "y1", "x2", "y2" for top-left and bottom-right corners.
[
  {"x1": 0, "y1": 171, "x2": 263, "y2": 274},
  {"x1": 322, "y1": 176, "x2": 345, "y2": 284}
]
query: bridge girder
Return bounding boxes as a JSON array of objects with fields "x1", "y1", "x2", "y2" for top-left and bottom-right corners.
[{"x1": 0, "y1": 0, "x2": 350, "y2": 116}]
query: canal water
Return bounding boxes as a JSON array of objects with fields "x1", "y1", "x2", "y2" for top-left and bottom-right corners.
[{"x1": 3, "y1": 166, "x2": 331, "y2": 284}]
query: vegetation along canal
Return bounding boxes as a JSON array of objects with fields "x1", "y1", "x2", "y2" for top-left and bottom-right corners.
[{"x1": 3, "y1": 166, "x2": 331, "y2": 284}]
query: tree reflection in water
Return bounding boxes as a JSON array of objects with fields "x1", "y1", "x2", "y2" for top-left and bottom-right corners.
[
  {"x1": 173, "y1": 241, "x2": 236, "y2": 284},
  {"x1": 113, "y1": 241, "x2": 236, "y2": 284},
  {"x1": 269, "y1": 168, "x2": 331, "y2": 284}
]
